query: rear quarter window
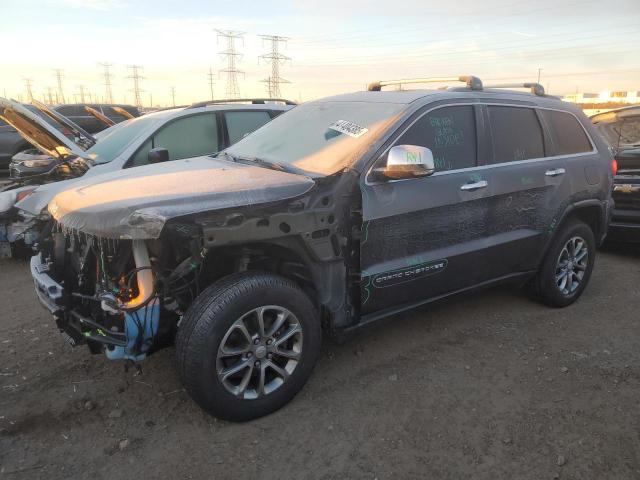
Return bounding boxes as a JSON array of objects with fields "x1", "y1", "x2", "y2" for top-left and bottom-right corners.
[
  {"x1": 540, "y1": 109, "x2": 592, "y2": 155},
  {"x1": 488, "y1": 106, "x2": 545, "y2": 163}
]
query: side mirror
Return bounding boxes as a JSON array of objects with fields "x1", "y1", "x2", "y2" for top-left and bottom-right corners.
[
  {"x1": 374, "y1": 145, "x2": 435, "y2": 180},
  {"x1": 148, "y1": 148, "x2": 169, "y2": 164}
]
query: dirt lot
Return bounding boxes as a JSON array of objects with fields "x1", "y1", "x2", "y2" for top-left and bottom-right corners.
[{"x1": 1, "y1": 246, "x2": 639, "y2": 480}]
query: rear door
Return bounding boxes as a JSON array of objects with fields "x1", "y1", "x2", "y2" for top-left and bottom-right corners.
[
  {"x1": 478, "y1": 105, "x2": 585, "y2": 275},
  {"x1": 360, "y1": 103, "x2": 496, "y2": 315},
  {"x1": 222, "y1": 110, "x2": 275, "y2": 147}
]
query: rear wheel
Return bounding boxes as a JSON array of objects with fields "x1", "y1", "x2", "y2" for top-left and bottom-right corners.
[
  {"x1": 528, "y1": 220, "x2": 595, "y2": 307},
  {"x1": 176, "y1": 271, "x2": 321, "y2": 421}
]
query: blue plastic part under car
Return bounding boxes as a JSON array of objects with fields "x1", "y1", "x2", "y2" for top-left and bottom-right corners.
[{"x1": 106, "y1": 301, "x2": 160, "y2": 361}]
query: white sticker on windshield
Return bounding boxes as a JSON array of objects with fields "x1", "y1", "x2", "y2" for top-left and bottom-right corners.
[{"x1": 328, "y1": 120, "x2": 369, "y2": 138}]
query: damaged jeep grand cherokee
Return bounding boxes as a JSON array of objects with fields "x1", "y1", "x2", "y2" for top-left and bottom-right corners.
[{"x1": 30, "y1": 77, "x2": 613, "y2": 421}]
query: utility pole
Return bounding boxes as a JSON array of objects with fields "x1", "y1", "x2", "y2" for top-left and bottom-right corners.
[
  {"x1": 215, "y1": 29, "x2": 244, "y2": 98},
  {"x1": 77, "y1": 85, "x2": 88, "y2": 103},
  {"x1": 207, "y1": 67, "x2": 215, "y2": 100},
  {"x1": 537, "y1": 68, "x2": 543, "y2": 84},
  {"x1": 170, "y1": 86, "x2": 176, "y2": 107},
  {"x1": 99, "y1": 62, "x2": 114, "y2": 104},
  {"x1": 149, "y1": 92, "x2": 153, "y2": 108},
  {"x1": 259, "y1": 35, "x2": 291, "y2": 98},
  {"x1": 23, "y1": 78, "x2": 34, "y2": 102},
  {"x1": 54, "y1": 69, "x2": 66, "y2": 103},
  {"x1": 127, "y1": 65, "x2": 144, "y2": 109}
]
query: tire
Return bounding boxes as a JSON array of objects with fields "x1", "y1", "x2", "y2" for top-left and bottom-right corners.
[
  {"x1": 527, "y1": 220, "x2": 596, "y2": 308},
  {"x1": 176, "y1": 271, "x2": 321, "y2": 422}
]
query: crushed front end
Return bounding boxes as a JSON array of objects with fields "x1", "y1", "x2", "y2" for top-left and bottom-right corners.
[{"x1": 31, "y1": 223, "x2": 203, "y2": 360}]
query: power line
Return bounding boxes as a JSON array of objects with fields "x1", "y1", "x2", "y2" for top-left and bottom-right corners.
[
  {"x1": 54, "y1": 69, "x2": 65, "y2": 104},
  {"x1": 23, "y1": 78, "x2": 34, "y2": 102},
  {"x1": 259, "y1": 35, "x2": 291, "y2": 98},
  {"x1": 127, "y1": 65, "x2": 144, "y2": 109},
  {"x1": 216, "y1": 29, "x2": 245, "y2": 98},
  {"x1": 294, "y1": 0, "x2": 602, "y2": 46},
  {"x1": 99, "y1": 62, "x2": 114, "y2": 104},
  {"x1": 294, "y1": 27, "x2": 640, "y2": 67}
]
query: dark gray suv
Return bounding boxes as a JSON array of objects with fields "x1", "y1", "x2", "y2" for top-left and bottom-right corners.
[{"x1": 30, "y1": 76, "x2": 613, "y2": 421}]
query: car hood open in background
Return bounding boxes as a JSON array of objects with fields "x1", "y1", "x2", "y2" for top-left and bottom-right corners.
[
  {"x1": 0, "y1": 98, "x2": 90, "y2": 161},
  {"x1": 48, "y1": 155, "x2": 316, "y2": 239},
  {"x1": 591, "y1": 106, "x2": 640, "y2": 170}
]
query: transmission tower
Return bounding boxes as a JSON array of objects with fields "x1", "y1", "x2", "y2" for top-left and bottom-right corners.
[
  {"x1": 207, "y1": 67, "x2": 215, "y2": 100},
  {"x1": 170, "y1": 86, "x2": 176, "y2": 107},
  {"x1": 53, "y1": 69, "x2": 66, "y2": 103},
  {"x1": 259, "y1": 35, "x2": 291, "y2": 98},
  {"x1": 76, "y1": 85, "x2": 88, "y2": 103},
  {"x1": 215, "y1": 29, "x2": 245, "y2": 98},
  {"x1": 127, "y1": 65, "x2": 144, "y2": 109},
  {"x1": 99, "y1": 62, "x2": 114, "y2": 104},
  {"x1": 23, "y1": 78, "x2": 34, "y2": 102},
  {"x1": 45, "y1": 86, "x2": 55, "y2": 104}
]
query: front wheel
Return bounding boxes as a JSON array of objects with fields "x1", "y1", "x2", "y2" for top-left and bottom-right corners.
[
  {"x1": 176, "y1": 271, "x2": 321, "y2": 421},
  {"x1": 528, "y1": 220, "x2": 596, "y2": 308}
]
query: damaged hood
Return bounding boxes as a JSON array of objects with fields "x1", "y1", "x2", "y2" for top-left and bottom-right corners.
[{"x1": 48, "y1": 155, "x2": 316, "y2": 239}]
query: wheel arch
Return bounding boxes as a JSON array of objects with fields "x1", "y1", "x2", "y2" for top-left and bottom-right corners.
[
  {"x1": 558, "y1": 200, "x2": 608, "y2": 246},
  {"x1": 200, "y1": 237, "x2": 349, "y2": 331}
]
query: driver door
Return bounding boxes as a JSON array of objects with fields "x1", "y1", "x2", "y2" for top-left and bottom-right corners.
[{"x1": 360, "y1": 104, "x2": 493, "y2": 315}]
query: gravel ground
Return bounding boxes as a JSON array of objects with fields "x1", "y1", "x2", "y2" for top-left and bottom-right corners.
[{"x1": 1, "y1": 245, "x2": 639, "y2": 479}]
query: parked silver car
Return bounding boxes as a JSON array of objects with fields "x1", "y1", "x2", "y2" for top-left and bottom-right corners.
[{"x1": 0, "y1": 98, "x2": 295, "y2": 256}]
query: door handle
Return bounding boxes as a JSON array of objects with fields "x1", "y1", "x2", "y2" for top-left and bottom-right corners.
[
  {"x1": 460, "y1": 180, "x2": 488, "y2": 191},
  {"x1": 545, "y1": 168, "x2": 566, "y2": 177}
]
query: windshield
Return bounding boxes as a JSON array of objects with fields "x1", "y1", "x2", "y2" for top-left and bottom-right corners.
[
  {"x1": 224, "y1": 101, "x2": 407, "y2": 176},
  {"x1": 85, "y1": 115, "x2": 156, "y2": 164}
]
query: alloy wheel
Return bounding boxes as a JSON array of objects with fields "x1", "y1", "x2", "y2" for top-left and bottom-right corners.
[
  {"x1": 555, "y1": 236, "x2": 589, "y2": 296},
  {"x1": 216, "y1": 305, "x2": 303, "y2": 399}
]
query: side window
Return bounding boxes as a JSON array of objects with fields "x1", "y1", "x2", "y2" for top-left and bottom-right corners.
[
  {"x1": 488, "y1": 106, "x2": 544, "y2": 163},
  {"x1": 129, "y1": 139, "x2": 152, "y2": 167},
  {"x1": 152, "y1": 113, "x2": 219, "y2": 161},
  {"x1": 540, "y1": 110, "x2": 592, "y2": 155},
  {"x1": 224, "y1": 111, "x2": 272, "y2": 145},
  {"x1": 395, "y1": 105, "x2": 477, "y2": 171}
]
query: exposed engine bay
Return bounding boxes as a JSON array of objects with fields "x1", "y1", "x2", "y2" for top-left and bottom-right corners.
[
  {"x1": 34, "y1": 225, "x2": 207, "y2": 361},
  {"x1": 32, "y1": 171, "x2": 360, "y2": 361}
]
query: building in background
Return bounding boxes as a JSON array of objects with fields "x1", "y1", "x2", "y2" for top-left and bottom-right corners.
[{"x1": 563, "y1": 90, "x2": 640, "y2": 116}]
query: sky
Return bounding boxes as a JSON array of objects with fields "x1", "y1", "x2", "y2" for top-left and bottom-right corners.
[{"x1": 0, "y1": 0, "x2": 639, "y2": 106}]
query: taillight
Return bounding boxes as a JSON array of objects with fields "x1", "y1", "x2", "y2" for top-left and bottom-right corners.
[{"x1": 612, "y1": 158, "x2": 618, "y2": 176}]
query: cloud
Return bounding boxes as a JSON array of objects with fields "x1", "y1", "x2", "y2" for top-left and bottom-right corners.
[
  {"x1": 52, "y1": 0, "x2": 128, "y2": 10},
  {"x1": 510, "y1": 30, "x2": 536, "y2": 37}
]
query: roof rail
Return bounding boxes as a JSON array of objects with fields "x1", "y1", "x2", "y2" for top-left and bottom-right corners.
[
  {"x1": 189, "y1": 98, "x2": 297, "y2": 109},
  {"x1": 367, "y1": 75, "x2": 483, "y2": 92},
  {"x1": 483, "y1": 82, "x2": 546, "y2": 96}
]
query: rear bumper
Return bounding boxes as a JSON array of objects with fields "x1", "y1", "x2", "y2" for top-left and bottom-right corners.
[{"x1": 607, "y1": 207, "x2": 640, "y2": 242}]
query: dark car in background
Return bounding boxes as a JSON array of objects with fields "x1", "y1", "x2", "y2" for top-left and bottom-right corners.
[
  {"x1": 591, "y1": 106, "x2": 640, "y2": 242},
  {"x1": 53, "y1": 104, "x2": 140, "y2": 134},
  {"x1": 0, "y1": 117, "x2": 31, "y2": 174}
]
